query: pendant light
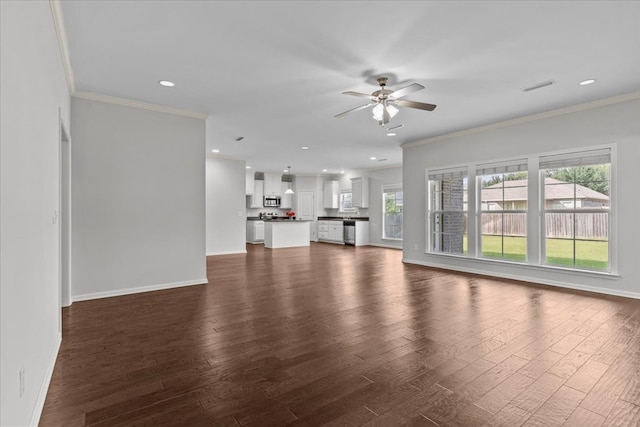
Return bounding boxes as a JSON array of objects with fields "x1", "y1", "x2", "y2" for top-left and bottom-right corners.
[{"x1": 284, "y1": 166, "x2": 294, "y2": 194}]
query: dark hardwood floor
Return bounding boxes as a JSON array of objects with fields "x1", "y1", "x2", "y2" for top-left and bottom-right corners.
[{"x1": 40, "y1": 243, "x2": 640, "y2": 426}]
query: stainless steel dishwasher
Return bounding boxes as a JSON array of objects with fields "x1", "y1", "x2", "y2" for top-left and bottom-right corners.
[{"x1": 343, "y1": 220, "x2": 355, "y2": 245}]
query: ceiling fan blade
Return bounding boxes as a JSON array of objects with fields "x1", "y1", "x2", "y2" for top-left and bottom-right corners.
[
  {"x1": 389, "y1": 83, "x2": 425, "y2": 99},
  {"x1": 396, "y1": 99, "x2": 437, "y2": 111},
  {"x1": 342, "y1": 91, "x2": 376, "y2": 100},
  {"x1": 334, "y1": 103, "x2": 373, "y2": 118}
]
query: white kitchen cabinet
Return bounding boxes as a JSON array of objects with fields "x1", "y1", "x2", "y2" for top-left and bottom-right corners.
[
  {"x1": 247, "y1": 179, "x2": 264, "y2": 208},
  {"x1": 323, "y1": 180, "x2": 339, "y2": 209},
  {"x1": 280, "y1": 181, "x2": 292, "y2": 209},
  {"x1": 246, "y1": 220, "x2": 264, "y2": 243},
  {"x1": 264, "y1": 172, "x2": 282, "y2": 196},
  {"x1": 318, "y1": 221, "x2": 329, "y2": 240},
  {"x1": 246, "y1": 171, "x2": 255, "y2": 195},
  {"x1": 355, "y1": 221, "x2": 369, "y2": 246},
  {"x1": 351, "y1": 177, "x2": 369, "y2": 208},
  {"x1": 318, "y1": 220, "x2": 343, "y2": 243},
  {"x1": 329, "y1": 222, "x2": 344, "y2": 242}
]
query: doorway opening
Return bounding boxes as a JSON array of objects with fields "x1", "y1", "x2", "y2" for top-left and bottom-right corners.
[{"x1": 59, "y1": 116, "x2": 71, "y2": 326}]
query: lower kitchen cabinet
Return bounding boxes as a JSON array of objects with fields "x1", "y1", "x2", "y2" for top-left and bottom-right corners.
[
  {"x1": 318, "y1": 220, "x2": 343, "y2": 243},
  {"x1": 246, "y1": 220, "x2": 264, "y2": 243}
]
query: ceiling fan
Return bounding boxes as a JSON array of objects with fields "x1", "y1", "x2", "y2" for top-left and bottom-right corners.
[{"x1": 335, "y1": 77, "x2": 437, "y2": 126}]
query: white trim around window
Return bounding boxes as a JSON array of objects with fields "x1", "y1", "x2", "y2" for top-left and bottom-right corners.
[
  {"x1": 382, "y1": 184, "x2": 403, "y2": 240},
  {"x1": 425, "y1": 144, "x2": 617, "y2": 277}
]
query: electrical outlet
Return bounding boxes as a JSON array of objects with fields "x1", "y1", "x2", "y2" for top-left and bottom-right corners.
[{"x1": 19, "y1": 368, "x2": 25, "y2": 397}]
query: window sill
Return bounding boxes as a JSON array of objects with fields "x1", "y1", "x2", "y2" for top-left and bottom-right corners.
[{"x1": 424, "y1": 251, "x2": 619, "y2": 279}]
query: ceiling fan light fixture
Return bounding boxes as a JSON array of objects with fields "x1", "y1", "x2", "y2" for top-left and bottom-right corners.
[
  {"x1": 372, "y1": 103, "x2": 384, "y2": 121},
  {"x1": 387, "y1": 104, "x2": 399, "y2": 118}
]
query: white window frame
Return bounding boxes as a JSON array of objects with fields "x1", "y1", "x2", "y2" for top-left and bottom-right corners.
[
  {"x1": 339, "y1": 190, "x2": 357, "y2": 213},
  {"x1": 423, "y1": 144, "x2": 617, "y2": 277},
  {"x1": 476, "y1": 160, "x2": 529, "y2": 262},
  {"x1": 382, "y1": 184, "x2": 403, "y2": 240},
  {"x1": 426, "y1": 166, "x2": 469, "y2": 255},
  {"x1": 539, "y1": 147, "x2": 614, "y2": 273}
]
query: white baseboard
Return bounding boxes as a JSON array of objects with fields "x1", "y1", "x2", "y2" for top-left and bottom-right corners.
[
  {"x1": 72, "y1": 278, "x2": 208, "y2": 302},
  {"x1": 402, "y1": 258, "x2": 640, "y2": 300},
  {"x1": 369, "y1": 243, "x2": 403, "y2": 250},
  {"x1": 30, "y1": 333, "x2": 61, "y2": 426},
  {"x1": 206, "y1": 250, "x2": 247, "y2": 256}
]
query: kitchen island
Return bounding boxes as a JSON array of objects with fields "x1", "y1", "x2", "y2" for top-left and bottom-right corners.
[{"x1": 264, "y1": 220, "x2": 311, "y2": 249}]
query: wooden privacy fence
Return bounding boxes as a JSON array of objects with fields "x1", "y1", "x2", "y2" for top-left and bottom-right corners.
[{"x1": 481, "y1": 212, "x2": 608, "y2": 240}]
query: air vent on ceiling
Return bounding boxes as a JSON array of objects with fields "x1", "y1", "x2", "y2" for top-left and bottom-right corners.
[
  {"x1": 522, "y1": 80, "x2": 556, "y2": 92},
  {"x1": 254, "y1": 172, "x2": 264, "y2": 180}
]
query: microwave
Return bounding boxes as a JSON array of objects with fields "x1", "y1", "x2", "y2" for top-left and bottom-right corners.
[{"x1": 263, "y1": 196, "x2": 281, "y2": 207}]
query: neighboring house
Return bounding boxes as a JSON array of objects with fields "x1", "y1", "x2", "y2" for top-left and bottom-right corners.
[{"x1": 479, "y1": 178, "x2": 609, "y2": 210}]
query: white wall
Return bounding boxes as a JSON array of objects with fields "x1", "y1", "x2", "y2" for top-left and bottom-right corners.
[
  {"x1": 403, "y1": 96, "x2": 640, "y2": 298},
  {"x1": 71, "y1": 97, "x2": 207, "y2": 300},
  {"x1": 0, "y1": 1, "x2": 71, "y2": 425},
  {"x1": 368, "y1": 166, "x2": 403, "y2": 249},
  {"x1": 206, "y1": 156, "x2": 247, "y2": 255}
]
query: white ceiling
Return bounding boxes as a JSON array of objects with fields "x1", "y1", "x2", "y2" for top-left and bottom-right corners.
[{"x1": 60, "y1": 1, "x2": 640, "y2": 174}]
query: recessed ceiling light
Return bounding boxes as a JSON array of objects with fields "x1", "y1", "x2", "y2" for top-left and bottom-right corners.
[
  {"x1": 387, "y1": 132, "x2": 396, "y2": 136},
  {"x1": 301, "y1": 146, "x2": 310, "y2": 150},
  {"x1": 340, "y1": 170, "x2": 345, "y2": 174},
  {"x1": 158, "y1": 80, "x2": 175, "y2": 87},
  {"x1": 283, "y1": 169, "x2": 288, "y2": 173},
  {"x1": 370, "y1": 157, "x2": 377, "y2": 160},
  {"x1": 580, "y1": 79, "x2": 596, "y2": 86},
  {"x1": 211, "y1": 149, "x2": 220, "y2": 153},
  {"x1": 246, "y1": 166, "x2": 251, "y2": 169},
  {"x1": 322, "y1": 169, "x2": 328, "y2": 172}
]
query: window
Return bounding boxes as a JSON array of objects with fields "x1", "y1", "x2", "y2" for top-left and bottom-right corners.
[
  {"x1": 428, "y1": 167, "x2": 468, "y2": 254},
  {"x1": 382, "y1": 185, "x2": 403, "y2": 239},
  {"x1": 540, "y1": 149, "x2": 611, "y2": 271},
  {"x1": 339, "y1": 191, "x2": 357, "y2": 213},
  {"x1": 477, "y1": 160, "x2": 528, "y2": 261}
]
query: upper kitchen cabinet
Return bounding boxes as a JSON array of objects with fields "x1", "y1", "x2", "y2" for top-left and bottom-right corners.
[
  {"x1": 323, "y1": 180, "x2": 339, "y2": 209},
  {"x1": 351, "y1": 177, "x2": 369, "y2": 208},
  {"x1": 247, "y1": 179, "x2": 264, "y2": 208},
  {"x1": 264, "y1": 172, "x2": 282, "y2": 196},
  {"x1": 246, "y1": 171, "x2": 255, "y2": 195}
]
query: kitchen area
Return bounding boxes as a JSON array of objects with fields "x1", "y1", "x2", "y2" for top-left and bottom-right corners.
[{"x1": 246, "y1": 171, "x2": 369, "y2": 248}]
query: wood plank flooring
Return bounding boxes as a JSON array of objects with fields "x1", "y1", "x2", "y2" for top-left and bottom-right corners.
[{"x1": 40, "y1": 243, "x2": 640, "y2": 426}]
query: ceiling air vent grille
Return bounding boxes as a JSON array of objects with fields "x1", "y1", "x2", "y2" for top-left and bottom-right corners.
[
  {"x1": 522, "y1": 80, "x2": 556, "y2": 92},
  {"x1": 254, "y1": 172, "x2": 264, "y2": 180}
]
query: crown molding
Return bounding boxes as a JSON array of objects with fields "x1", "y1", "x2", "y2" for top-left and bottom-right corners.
[
  {"x1": 50, "y1": 0, "x2": 75, "y2": 93},
  {"x1": 402, "y1": 90, "x2": 640, "y2": 149},
  {"x1": 49, "y1": 1, "x2": 208, "y2": 121},
  {"x1": 361, "y1": 163, "x2": 403, "y2": 173},
  {"x1": 72, "y1": 91, "x2": 209, "y2": 120}
]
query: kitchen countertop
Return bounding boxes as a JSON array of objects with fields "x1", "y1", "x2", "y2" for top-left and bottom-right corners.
[
  {"x1": 248, "y1": 217, "x2": 369, "y2": 221},
  {"x1": 318, "y1": 216, "x2": 369, "y2": 221}
]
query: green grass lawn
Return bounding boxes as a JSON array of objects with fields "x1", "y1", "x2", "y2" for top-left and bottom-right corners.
[{"x1": 478, "y1": 235, "x2": 608, "y2": 270}]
